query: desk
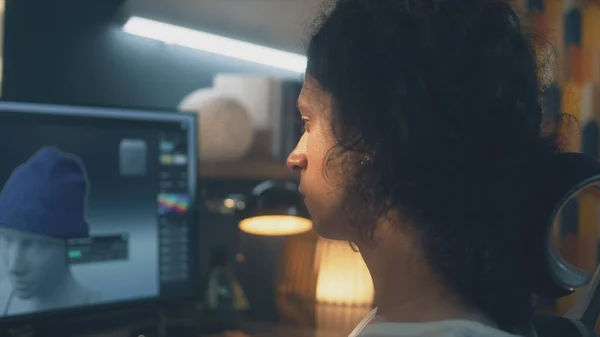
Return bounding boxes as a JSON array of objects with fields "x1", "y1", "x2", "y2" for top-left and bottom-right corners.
[
  {"x1": 83, "y1": 320, "x2": 348, "y2": 337},
  {"x1": 240, "y1": 321, "x2": 347, "y2": 337}
]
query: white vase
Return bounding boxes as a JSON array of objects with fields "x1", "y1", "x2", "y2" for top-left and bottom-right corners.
[
  {"x1": 178, "y1": 88, "x2": 255, "y2": 162},
  {"x1": 213, "y1": 74, "x2": 285, "y2": 160}
]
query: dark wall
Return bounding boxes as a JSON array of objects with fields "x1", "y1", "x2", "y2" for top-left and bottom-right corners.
[{"x1": 2, "y1": 0, "x2": 296, "y2": 110}]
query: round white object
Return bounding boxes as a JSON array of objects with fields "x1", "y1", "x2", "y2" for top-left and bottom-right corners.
[
  {"x1": 213, "y1": 74, "x2": 281, "y2": 131},
  {"x1": 179, "y1": 88, "x2": 255, "y2": 161}
]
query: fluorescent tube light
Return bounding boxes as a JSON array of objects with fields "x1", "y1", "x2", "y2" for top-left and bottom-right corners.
[{"x1": 123, "y1": 16, "x2": 307, "y2": 74}]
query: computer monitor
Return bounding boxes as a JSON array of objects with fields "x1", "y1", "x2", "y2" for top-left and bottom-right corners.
[{"x1": 0, "y1": 102, "x2": 198, "y2": 321}]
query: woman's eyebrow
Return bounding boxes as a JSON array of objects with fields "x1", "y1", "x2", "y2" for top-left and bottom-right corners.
[{"x1": 297, "y1": 97, "x2": 310, "y2": 113}]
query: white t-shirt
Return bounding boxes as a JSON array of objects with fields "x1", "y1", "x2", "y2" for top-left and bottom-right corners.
[{"x1": 350, "y1": 308, "x2": 522, "y2": 337}]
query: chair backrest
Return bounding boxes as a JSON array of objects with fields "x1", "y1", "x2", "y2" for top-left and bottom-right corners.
[
  {"x1": 528, "y1": 153, "x2": 600, "y2": 337},
  {"x1": 533, "y1": 260, "x2": 600, "y2": 337}
]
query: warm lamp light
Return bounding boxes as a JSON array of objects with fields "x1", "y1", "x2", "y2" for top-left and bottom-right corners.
[
  {"x1": 239, "y1": 215, "x2": 312, "y2": 236},
  {"x1": 238, "y1": 181, "x2": 311, "y2": 236},
  {"x1": 315, "y1": 239, "x2": 374, "y2": 306},
  {"x1": 276, "y1": 233, "x2": 375, "y2": 334},
  {"x1": 235, "y1": 180, "x2": 374, "y2": 334},
  {"x1": 314, "y1": 238, "x2": 374, "y2": 332}
]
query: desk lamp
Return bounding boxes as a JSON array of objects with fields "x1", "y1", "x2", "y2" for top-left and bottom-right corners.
[
  {"x1": 236, "y1": 180, "x2": 374, "y2": 334},
  {"x1": 237, "y1": 180, "x2": 312, "y2": 236}
]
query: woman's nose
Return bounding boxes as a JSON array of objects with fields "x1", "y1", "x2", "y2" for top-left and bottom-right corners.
[{"x1": 287, "y1": 147, "x2": 307, "y2": 173}]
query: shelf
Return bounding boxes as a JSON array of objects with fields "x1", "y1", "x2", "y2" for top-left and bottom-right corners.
[{"x1": 199, "y1": 160, "x2": 299, "y2": 180}]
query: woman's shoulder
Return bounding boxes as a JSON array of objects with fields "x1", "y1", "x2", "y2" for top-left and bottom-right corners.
[{"x1": 358, "y1": 320, "x2": 521, "y2": 337}]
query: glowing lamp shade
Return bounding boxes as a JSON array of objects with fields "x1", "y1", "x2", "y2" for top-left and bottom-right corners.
[
  {"x1": 238, "y1": 181, "x2": 311, "y2": 236},
  {"x1": 315, "y1": 239, "x2": 374, "y2": 306},
  {"x1": 276, "y1": 233, "x2": 375, "y2": 334},
  {"x1": 239, "y1": 181, "x2": 374, "y2": 333},
  {"x1": 239, "y1": 215, "x2": 312, "y2": 236}
]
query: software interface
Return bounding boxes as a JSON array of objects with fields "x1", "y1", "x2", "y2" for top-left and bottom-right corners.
[{"x1": 0, "y1": 105, "x2": 197, "y2": 317}]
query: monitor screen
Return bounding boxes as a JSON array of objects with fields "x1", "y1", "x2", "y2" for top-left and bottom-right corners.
[{"x1": 0, "y1": 102, "x2": 198, "y2": 319}]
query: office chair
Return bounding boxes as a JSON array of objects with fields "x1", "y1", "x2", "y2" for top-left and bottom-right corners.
[{"x1": 528, "y1": 153, "x2": 600, "y2": 337}]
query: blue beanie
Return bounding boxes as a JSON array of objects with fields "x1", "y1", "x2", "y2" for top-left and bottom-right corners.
[{"x1": 0, "y1": 147, "x2": 90, "y2": 239}]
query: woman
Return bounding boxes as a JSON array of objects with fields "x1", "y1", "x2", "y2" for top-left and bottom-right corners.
[{"x1": 284, "y1": 0, "x2": 566, "y2": 336}]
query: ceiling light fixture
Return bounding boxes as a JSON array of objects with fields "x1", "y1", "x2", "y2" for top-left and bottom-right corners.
[{"x1": 123, "y1": 16, "x2": 307, "y2": 74}]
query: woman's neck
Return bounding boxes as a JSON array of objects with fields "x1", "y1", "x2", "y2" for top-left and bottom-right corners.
[{"x1": 356, "y1": 229, "x2": 493, "y2": 326}]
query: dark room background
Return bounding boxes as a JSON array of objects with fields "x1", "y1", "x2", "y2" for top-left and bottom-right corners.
[{"x1": 2, "y1": 0, "x2": 296, "y2": 110}]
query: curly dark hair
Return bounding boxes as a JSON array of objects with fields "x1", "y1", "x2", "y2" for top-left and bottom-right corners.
[{"x1": 306, "y1": 0, "x2": 564, "y2": 333}]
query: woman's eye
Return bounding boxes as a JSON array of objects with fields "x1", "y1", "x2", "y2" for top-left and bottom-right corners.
[{"x1": 301, "y1": 119, "x2": 309, "y2": 133}]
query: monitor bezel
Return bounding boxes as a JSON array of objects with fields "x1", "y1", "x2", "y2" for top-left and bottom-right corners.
[{"x1": 0, "y1": 101, "x2": 199, "y2": 327}]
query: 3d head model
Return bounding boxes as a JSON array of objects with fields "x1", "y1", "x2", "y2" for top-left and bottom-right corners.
[{"x1": 0, "y1": 146, "x2": 100, "y2": 316}]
